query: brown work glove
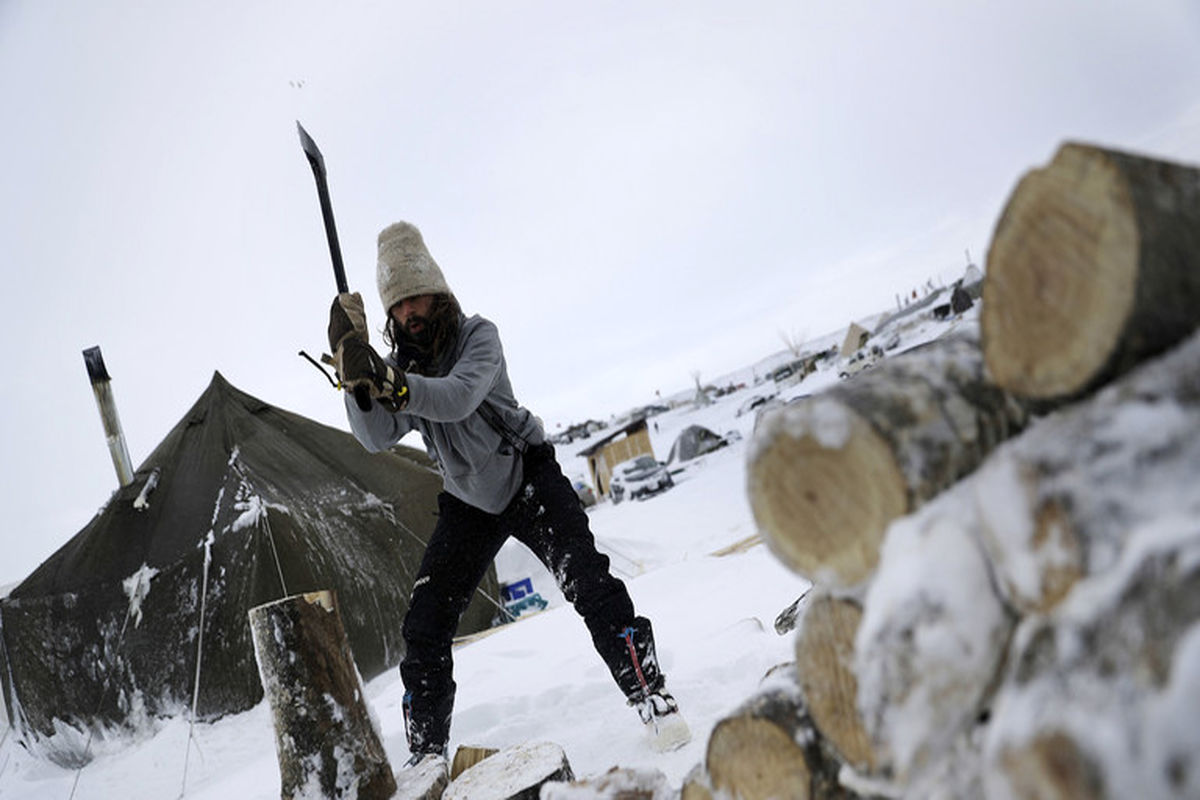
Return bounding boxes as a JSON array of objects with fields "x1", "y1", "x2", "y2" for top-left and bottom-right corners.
[
  {"x1": 336, "y1": 338, "x2": 409, "y2": 412},
  {"x1": 328, "y1": 292, "x2": 369, "y2": 353}
]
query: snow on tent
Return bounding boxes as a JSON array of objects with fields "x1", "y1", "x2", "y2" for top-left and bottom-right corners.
[
  {"x1": 0, "y1": 372, "x2": 501, "y2": 766},
  {"x1": 667, "y1": 425, "x2": 729, "y2": 464}
]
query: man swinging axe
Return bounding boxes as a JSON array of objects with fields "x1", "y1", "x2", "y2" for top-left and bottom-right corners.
[{"x1": 326, "y1": 221, "x2": 691, "y2": 765}]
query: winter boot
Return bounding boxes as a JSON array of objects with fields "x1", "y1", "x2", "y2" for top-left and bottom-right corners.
[
  {"x1": 629, "y1": 687, "x2": 691, "y2": 752},
  {"x1": 402, "y1": 690, "x2": 451, "y2": 763},
  {"x1": 612, "y1": 621, "x2": 691, "y2": 752}
]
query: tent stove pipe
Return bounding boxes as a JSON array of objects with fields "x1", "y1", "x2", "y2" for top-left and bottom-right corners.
[{"x1": 83, "y1": 346, "x2": 135, "y2": 487}]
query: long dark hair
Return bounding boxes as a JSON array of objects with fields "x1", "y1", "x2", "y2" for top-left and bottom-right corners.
[{"x1": 382, "y1": 293, "x2": 463, "y2": 376}]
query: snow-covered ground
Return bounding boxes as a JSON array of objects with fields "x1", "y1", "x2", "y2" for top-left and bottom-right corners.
[{"x1": 0, "y1": 306, "x2": 972, "y2": 798}]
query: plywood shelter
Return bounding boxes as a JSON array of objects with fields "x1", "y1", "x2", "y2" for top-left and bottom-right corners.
[
  {"x1": 577, "y1": 419, "x2": 655, "y2": 497},
  {"x1": 841, "y1": 322, "x2": 871, "y2": 357},
  {"x1": 0, "y1": 372, "x2": 501, "y2": 765}
]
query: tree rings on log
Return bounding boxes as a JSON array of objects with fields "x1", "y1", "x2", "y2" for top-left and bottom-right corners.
[
  {"x1": 707, "y1": 687, "x2": 860, "y2": 799},
  {"x1": 749, "y1": 397, "x2": 906, "y2": 586},
  {"x1": 748, "y1": 334, "x2": 1026, "y2": 588},
  {"x1": 450, "y1": 745, "x2": 499, "y2": 780},
  {"x1": 983, "y1": 142, "x2": 1200, "y2": 400}
]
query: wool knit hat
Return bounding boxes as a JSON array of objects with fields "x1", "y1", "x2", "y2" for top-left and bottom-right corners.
[{"x1": 376, "y1": 221, "x2": 450, "y2": 311}]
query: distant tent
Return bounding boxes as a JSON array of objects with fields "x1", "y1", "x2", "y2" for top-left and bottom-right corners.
[
  {"x1": 667, "y1": 425, "x2": 728, "y2": 464},
  {"x1": 962, "y1": 262, "x2": 984, "y2": 288},
  {"x1": 0, "y1": 372, "x2": 501, "y2": 765}
]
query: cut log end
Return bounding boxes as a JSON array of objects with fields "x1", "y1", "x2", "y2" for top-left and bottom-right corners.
[
  {"x1": 984, "y1": 143, "x2": 1139, "y2": 399},
  {"x1": 982, "y1": 141, "x2": 1200, "y2": 401},
  {"x1": 707, "y1": 716, "x2": 813, "y2": 800},
  {"x1": 450, "y1": 745, "x2": 499, "y2": 781},
  {"x1": 749, "y1": 403, "x2": 907, "y2": 586},
  {"x1": 794, "y1": 596, "x2": 876, "y2": 772}
]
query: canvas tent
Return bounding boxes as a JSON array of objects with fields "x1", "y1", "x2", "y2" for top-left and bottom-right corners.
[
  {"x1": 0, "y1": 372, "x2": 500, "y2": 765},
  {"x1": 667, "y1": 425, "x2": 729, "y2": 464}
]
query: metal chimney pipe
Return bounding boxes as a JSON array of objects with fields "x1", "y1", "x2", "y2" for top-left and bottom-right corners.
[{"x1": 82, "y1": 346, "x2": 135, "y2": 487}]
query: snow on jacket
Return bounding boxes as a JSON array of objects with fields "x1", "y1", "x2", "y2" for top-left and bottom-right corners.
[{"x1": 345, "y1": 314, "x2": 545, "y2": 513}]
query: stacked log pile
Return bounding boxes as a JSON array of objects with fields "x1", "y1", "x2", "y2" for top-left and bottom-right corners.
[{"x1": 734, "y1": 142, "x2": 1200, "y2": 799}]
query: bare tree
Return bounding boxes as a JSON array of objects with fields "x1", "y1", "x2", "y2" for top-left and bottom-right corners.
[{"x1": 779, "y1": 328, "x2": 808, "y2": 359}]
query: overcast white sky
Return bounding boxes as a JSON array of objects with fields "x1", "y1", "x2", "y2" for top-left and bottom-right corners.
[{"x1": 2, "y1": 1, "x2": 1198, "y2": 584}]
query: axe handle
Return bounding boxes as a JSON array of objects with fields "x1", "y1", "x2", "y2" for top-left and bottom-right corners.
[{"x1": 298, "y1": 122, "x2": 371, "y2": 412}]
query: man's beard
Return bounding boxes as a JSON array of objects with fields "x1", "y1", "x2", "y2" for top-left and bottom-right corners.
[
  {"x1": 390, "y1": 293, "x2": 462, "y2": 375},
  {"x1": 404, "y1": 316, "x2": 433, "y2": 347}
]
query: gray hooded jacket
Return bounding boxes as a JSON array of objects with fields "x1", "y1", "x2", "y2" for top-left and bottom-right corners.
[{"x1": 345, "y1": 314, "x2": 545, "y2": 513}]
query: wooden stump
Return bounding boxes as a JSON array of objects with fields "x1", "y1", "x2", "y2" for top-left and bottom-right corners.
[
  {"x1": 748, "y1": 333, "x2": 1028, "y2": 587},
  {"x1": 443, "y1": 741, "x2": 574, "y2": 800},
  {"x1": 983, "y1": 142, "x2": 1200, "y2": 401},
  {"x1": 248, "y1": 591, "x2": 395, "y2": 800},
  {"x1": 707, "y1": 685, "x2": 866, "y2": 799},
  {"x1": 984, "y1": 519, "x2": 1200, "y2": 799},
  {"x1": 793, "y1": 594, "x2": 876, "y2": 774}
]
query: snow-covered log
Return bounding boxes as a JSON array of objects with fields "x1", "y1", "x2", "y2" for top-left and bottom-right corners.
[
  {"x1": 442, "y1": 741, "x2": 574, "y2": 800},
  {"x1": 248, "y1": 591, "x2": 395, "y2": 800},
  {"x1": 854, "y1": 488, "x2": 1015, "y2": 788},
  {"x1": 706, "y1": 680, "x2": 875, "y2": 799},
  {"x1": 984, "y1": 518, "x2": 1200, "y2": 799},
  {"x1": 793, "y1": 593, "x2": 876, "y2": 775},
  {"x1": 540, "y1": 766, "x2": 674, "y2": 799},
  {"x1": 748, "y1": 333, "x2": 1028, "y2": 588},
  {"x1": 394, "y1": 755, "x2": 451, "y2": 800},
  {"x1": 974, "y1": 329, "x2": 1200, "y2": 614},
  {"x1": 855, "y1": 331, "x2": 1200, "y2": 791},
  {"x1": 983, "y1": 142, "x2": 1200, "y2": 401}
]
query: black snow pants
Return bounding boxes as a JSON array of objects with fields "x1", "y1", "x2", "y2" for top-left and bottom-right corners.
[{"x1": 399, "y1": 442, "x2": 664, "y2": 754}]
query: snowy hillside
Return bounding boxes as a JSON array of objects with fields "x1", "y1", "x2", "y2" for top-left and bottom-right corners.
[{"x1": 0, "y1": 307, "x2": 973, "y2": 799}]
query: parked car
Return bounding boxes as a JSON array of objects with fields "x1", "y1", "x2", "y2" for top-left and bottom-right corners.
[
  {"x1": 839, "y1": 346, "x2": 883, "y2": 379},
  {"x1": 609, "y1": 455, "x2": 674, "y2": 503},
  {"x1": 736, "y1": 393, "x2": 776, "y2": 418}
]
